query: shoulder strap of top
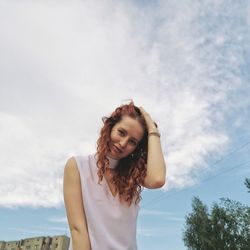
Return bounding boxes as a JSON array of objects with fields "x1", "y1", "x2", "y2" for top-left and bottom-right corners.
[{"x1": 74, "y1": 155, "x2": 90, "y2": 180}]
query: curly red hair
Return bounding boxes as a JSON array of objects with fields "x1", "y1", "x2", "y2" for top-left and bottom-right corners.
[{"x1": 95, "y1": 100, "x2": 149, "y2": 206}]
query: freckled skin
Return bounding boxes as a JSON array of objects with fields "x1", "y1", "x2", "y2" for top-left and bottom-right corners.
[{"x1": 107, "y1": 115, "x2": 144, "y2": 160}]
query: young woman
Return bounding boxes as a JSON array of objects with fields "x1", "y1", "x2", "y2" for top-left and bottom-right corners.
[{"x1": 63, "y1": 101, "x2": 166, "y2": 250}]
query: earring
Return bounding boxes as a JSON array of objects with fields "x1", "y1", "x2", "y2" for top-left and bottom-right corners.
[{"x1": 140, "y1": 150, "x2": 145, "y2": 157}]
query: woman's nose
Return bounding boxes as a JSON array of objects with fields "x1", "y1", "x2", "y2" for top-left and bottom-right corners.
[{"x1": 120, "y1": 138, "x2": 128, "y2": 148}]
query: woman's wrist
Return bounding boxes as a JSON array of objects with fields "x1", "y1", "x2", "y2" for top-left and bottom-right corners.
[
  {"x1": 147, "y1": 120, "x2": 157, "y2": 129},
  {"x1": 148, "y1": 131, "x2": 161, "y2": 137},
  {"x1": 147, "y1": 125, "x2": 158, "y2": 132},
  {"x1": 147, "y1": 121, "x2": 160, "y2": 137}
]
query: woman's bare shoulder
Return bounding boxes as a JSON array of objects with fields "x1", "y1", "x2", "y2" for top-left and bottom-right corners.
[
  {"x1": 65, "y1": 156, "x2": 77, "y2": 167},
  {"x1": 64, "y1": 157, "x2": 79, "y2": 177}
]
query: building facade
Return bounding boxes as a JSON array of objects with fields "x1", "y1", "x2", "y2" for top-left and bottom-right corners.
[{"x1": 0, "y1": 235, "x2": 69, "y2": 250}]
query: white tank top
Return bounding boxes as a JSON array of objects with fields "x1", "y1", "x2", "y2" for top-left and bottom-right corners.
[{"x1": 68, "y1": 153, "x2": 140, "y2": 250}]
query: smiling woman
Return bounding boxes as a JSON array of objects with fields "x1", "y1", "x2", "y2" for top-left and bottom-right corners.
[
  {"x1": 108, "y1": 116, "x2": 144, "y2": 160},
  {"x1": 63, "y1": 100, "x2": 166, "y2": 250}
]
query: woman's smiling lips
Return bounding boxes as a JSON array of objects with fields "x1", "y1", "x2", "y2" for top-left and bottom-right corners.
[{"x1": 113, "y1": 145, "x2": 123, "y2": 154}]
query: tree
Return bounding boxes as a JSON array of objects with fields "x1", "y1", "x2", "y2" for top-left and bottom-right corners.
[
  {"x1": 183, "y1": 197, "x2": 250, "y2": 250},
  {"x1": 210, "y1": 199, "x2": 250, "y2": 249},
  {"x1": 244, "y1": 178, "x2": 250, "y2": 193},
  {"x1": 183, "y1": 197, "x2": 213, "y2": 249}
]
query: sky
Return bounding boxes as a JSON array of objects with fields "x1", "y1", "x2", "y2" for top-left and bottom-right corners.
[{"x1": 0, "y1": 0, "x2": 250, "y2": 249}]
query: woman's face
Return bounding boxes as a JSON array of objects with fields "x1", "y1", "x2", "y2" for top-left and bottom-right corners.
[{"x1": 108, "y1": 115, "x2": 144, "y2": 160}]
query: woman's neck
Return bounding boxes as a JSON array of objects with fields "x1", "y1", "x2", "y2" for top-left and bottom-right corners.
[{"x1": 106, "y1": 155, "x2": 119, "y2": 169}]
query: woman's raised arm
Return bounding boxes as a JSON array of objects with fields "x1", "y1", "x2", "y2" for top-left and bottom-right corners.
[{"x1": 138, "y1": 107, "x2": 166, "y2": 189}]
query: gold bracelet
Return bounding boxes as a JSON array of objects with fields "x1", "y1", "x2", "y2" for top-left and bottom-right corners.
[{"x1": 148, "y1": 131, "x2": 161, "y2": 137}]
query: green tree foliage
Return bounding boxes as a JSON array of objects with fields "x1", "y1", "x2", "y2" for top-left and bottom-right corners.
[
  {"x1": 183, "y1": 197, "x2": 213, "y2": 249},
  {"x1": 183, "y1": 197, "x2": 250, "y2": 250},
  {"x1": 244, "y1": 178, "x2": 250, "y2": 193}
]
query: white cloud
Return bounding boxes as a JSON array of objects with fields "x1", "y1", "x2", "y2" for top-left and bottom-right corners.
[
  {"x1": 139, "y1": 209, "x2": 184, "y2": 222},
  {"x1": 47, "y1": 216, "x2": 68, "y2": 223},
  {"x1": 140, "y1": 209, "x2": 173, "y2": 216},
  {"x1": 8, "y1": 227, "x2": 50, "y2": 236},
  {"x1": 0, "y1": 0, "x2": 249, "y2": 207},
  {"x1": 137, "y1": 227, "x2": 175, "y2": 237},
  {"x1": 8, "y1": 226, "x2": 69, "y2": 236}
]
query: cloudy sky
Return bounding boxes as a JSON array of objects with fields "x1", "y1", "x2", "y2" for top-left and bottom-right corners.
[{"x1": 1, "y1": 0, "x2": 250, "y2": 249}]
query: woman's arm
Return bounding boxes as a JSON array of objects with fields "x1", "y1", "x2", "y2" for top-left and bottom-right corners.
[
  {"x1": 63, "y1": 157, "x2": 91, "y2": 250},
  {"x1": 139, "y1": 107, "x2": 166, "y2": 189}
]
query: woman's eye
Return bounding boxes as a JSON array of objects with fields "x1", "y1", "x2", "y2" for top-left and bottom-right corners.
[
  {"x1": 118, "y1": 130, "x2": 125, "y2": 135},
  {"x1": 130, "y1": 140, "x2": 137, "y2": 146}
]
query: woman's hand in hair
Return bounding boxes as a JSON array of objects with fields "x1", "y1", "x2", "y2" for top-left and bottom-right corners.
[{"x1": 138, "y1": 107, "x2": 158, "y2": 132}]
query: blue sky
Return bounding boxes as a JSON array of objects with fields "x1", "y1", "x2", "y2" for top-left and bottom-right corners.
[{"x1": 0, "y1": 0, "x2": 250, "y2": 249}]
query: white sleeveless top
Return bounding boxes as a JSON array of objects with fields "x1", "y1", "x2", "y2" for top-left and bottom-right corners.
[{"x1": 68, "y1": 153, "x2": 140, "y2": 250}]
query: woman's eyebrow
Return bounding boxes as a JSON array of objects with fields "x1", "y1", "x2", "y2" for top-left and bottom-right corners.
[{"x1": 119, "y1": 127, "x2": 139, "y2": 142}]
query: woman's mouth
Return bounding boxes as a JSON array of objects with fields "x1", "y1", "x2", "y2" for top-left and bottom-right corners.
[{"x1": 113, "y1": 145, "x2": 122, "y2": 154}]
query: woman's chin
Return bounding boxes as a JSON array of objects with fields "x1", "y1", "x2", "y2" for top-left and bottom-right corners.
[{"x1": 107, "y1": 148, "x2": 120, "y2": 160}]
